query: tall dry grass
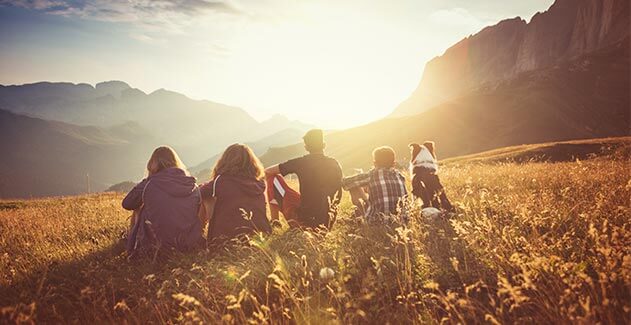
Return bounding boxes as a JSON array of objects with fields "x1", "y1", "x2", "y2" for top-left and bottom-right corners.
[{"x1": 1, "y1": 155, "x2": 629, "y2": 324}]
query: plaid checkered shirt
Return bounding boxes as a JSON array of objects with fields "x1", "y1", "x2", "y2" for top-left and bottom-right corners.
[{"x1": 342, "y1": 168, "x2": 408, "y2": 222}]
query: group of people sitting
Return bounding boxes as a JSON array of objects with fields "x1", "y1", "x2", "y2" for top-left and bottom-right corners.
[{"x1": 122, "y1": 129, "x2": 453, "y2": 255}]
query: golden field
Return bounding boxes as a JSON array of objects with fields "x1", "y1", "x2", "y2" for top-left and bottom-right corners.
[{"x1": 1, "y1": 139, "x2": 630, "y2": 324}]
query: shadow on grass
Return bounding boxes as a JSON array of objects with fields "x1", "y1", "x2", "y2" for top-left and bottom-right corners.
[
  {"x1": 418, "y1": 212, "x2": 498, "y2": 320},
  {"x1": 0, "y1": 239, "x2": 200, "y2": 323},
  {"x1": 421, "y1": 215, "x2": 490, "y2": 286}
]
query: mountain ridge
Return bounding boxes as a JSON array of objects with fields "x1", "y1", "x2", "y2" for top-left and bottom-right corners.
[
  {"x1": 0, "y1": 81, "x2": 315, "y2": 165},
  {"x1": 262, "y1": 33, "x2": 630, "y2": 172},
  {"x1": 393, "y1": 0, "x2": 630, "y2": 117}
]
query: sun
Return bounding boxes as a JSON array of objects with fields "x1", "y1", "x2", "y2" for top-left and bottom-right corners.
[{"x1": 198, "y1": 8, "x2": 425, "y2": 128}]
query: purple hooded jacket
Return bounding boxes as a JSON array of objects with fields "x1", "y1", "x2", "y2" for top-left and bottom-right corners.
[
  {"x1": 200, "y1": 174, "x2": 272, "y2": 245},
  {"x1": 123, "y1": 167, "x2": 203, "y2": 252}
]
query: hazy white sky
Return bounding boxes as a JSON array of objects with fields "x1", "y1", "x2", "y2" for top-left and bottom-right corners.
[{"x1": 0, "y1": 0, "x2": 554, "y2": 128}]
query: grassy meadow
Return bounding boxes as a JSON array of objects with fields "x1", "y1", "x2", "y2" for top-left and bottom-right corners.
[{"x1": 1, "y1": 139, "x2": 630, "y2": 324}]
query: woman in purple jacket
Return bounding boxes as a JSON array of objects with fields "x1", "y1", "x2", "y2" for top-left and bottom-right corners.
[
  {"x1": 200, "y1": 144, "x2": 272, "y2": 247},
  {"x1": 123, "y1": 146, "x2": 204, "y2": 255}
]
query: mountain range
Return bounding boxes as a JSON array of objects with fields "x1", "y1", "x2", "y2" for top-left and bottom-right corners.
[
  {"x1": 0, "y1": 82, "x2": 314, "y2": 165},
  {"x1": 0, "y1": 83, "x2": 314, "y2": 197},
  {"x1": 0, "y1": 109, "x2": 154, "y2": 197},
  {"x1": 262, "y1": 0, "x2": 630, "y2": 171},
  {"x1": 1, "y1": 0, "x2": 629, "y2": 198}
]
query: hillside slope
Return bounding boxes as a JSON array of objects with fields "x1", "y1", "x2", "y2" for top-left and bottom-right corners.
[
  {"x1": 0, "y1": 109, "x2": 156, "y2": 198},
  {"x1": 442, "y1": 137, "x2": 630, "y2": 164}
]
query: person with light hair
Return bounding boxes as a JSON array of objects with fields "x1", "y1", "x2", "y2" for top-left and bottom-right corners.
[
  {"x1": 342, "y1": 146, "x2": 408, "y2": 223},
  {"x1": 199, "y1": 143, "x2": 272, "y2": 247},
  {"x1": 123, "y1": 146, "x2": 204, "y2": 256}
]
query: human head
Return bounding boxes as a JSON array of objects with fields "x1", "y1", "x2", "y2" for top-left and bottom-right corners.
[
  {"x1": 147, "y1": 146, "x2": 187, "y2": 176},
  {"x1": 372, "y1": 146, "x2": 396, "y2": 168},
  {"x1": 303, "y1": 129, "x2": 325, "y2": 153},
  {"x1": 423, "y1": 141, "x2": 436, "y2": 159},
  {"x1": 211, "y1": 143, "x2": 264, "y2": 180},
  {"x1": 409, "y1": 143, "x2": 421, "y2": 162}
]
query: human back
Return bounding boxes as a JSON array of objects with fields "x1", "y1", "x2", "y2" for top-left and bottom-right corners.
[
  {"x1": 201, "y1": 143, "x2": 272, "y2": 245},
  {"x1": 123, "y1": 146, "x2": 203, "y2": 253},
  {"x1": 269, "y1": 129, "x2": 343, "y2": 228},
  {"x1": 281, "y1": 152, "x2": 342, "y2": 227}
]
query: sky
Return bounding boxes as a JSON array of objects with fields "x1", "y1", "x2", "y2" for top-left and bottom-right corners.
[{"x1": 0, "y1": 0, "x2": 554, "y2": 129}]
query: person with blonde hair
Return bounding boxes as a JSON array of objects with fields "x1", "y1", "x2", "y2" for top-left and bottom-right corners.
[
  {"x1": 409, "y1": 141, "x2": 453, "y2": 211},
  {"x1": 123, "y1": 146, "x2": 204, "y2": 255},
  {"x1": 199, "y1": 143, "x2": 271, "y2": 246}
]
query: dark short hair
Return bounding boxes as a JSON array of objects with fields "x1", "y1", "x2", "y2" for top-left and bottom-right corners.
[{"x1": 373, "y1": 146, "x2": 396, "y2": 168}]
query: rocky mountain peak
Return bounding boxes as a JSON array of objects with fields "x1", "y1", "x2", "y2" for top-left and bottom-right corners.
[{"x1": 392, "y1": 0, "x2": 630, "y2": 117}]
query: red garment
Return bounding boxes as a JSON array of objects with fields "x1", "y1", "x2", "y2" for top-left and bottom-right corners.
[{"x1": 266, "y1": 175, "x2": 301, "y2": 223}]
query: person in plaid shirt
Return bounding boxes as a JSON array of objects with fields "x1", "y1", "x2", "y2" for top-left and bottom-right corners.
[{"x1": 342, "y1": 146, "x2": 408, "y2": 223}]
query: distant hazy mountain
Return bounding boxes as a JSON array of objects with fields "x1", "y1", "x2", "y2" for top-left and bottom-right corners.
[
  {"x1": 259, "y1": 114, "x2": 314, "y2": 134},
  {"x1": 393, "y1": 0, "x2": 630, "y2": 117},
  {"x1": 0, "y1": 81, "x2": 313, "y2": 164},
  {"x1": 0, "y1": 109, "x2": 158, "y2": 198},
  {"x1": 0, "y1": 81, "x2": 317, "y2": 197},
  {"x1": 191, "y1": 127, "x2": 306, "y2": 180},
  {"x1": 262, "y1": 1, "x2": 630, "y2": 172}
]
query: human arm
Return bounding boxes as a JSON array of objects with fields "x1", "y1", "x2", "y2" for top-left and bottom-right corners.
[
  {"x1": 122, "y1": 179, "x2": 149, "y2": 211},
  {"x1": 264, "y1": 164, "x2": 281, "y2": 176},
  {"x1": 341, "y1": 172, "x2": 370, "y2": 191},
  {"x1": 199, "y1": 179, "x2": 216, "y2": 199},
  {"x1": 266, "y1": 157, "x2": 302, "y2": 177},
  {"x1": 198, "y1": 196, "x2": 216, "y2": 225},
  {"x1": 198, "y1": 179, "x2": 218, "y2": 225}
]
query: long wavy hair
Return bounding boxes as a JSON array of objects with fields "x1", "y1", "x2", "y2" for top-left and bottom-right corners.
[
  {"x1": 147, "y1": 146, "x2": 188, "y2": 176},
  {"x1": 211, "y1": 144, "x2": 264, "y2": 180}
]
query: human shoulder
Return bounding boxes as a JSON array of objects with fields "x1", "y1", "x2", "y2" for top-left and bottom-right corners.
[
  {"x1": 322, "y1": 155, "x2": 342, "y2": 170},
  {"x1": 279, "y1": 155, "x2": 308, "y2": 175}
]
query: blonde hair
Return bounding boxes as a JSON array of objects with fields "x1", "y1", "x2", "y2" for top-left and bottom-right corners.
[
  {"x1": 211, "y1": 144, "x2": 264, "y2": 180},
  {"x1": 147, "y1": 146, "x2": 187, "y2": 176}
]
